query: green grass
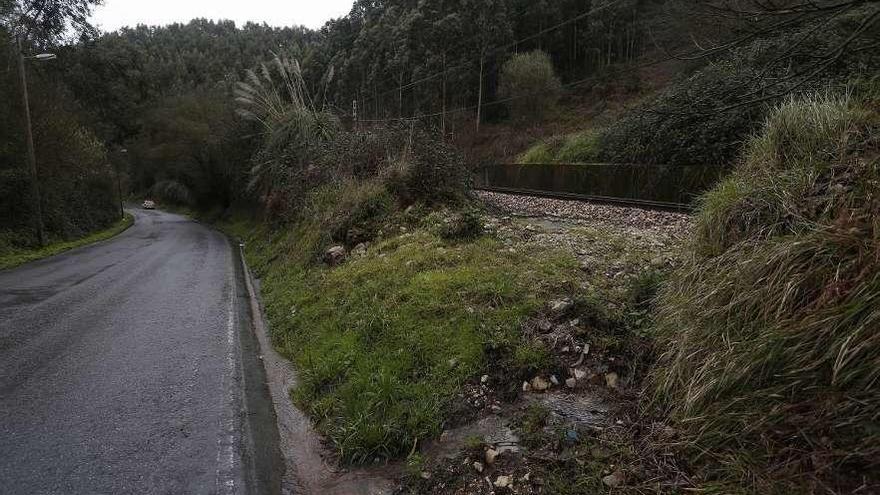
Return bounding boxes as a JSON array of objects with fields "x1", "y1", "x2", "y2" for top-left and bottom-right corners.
[
  {"x1": 222, "y1": 184, "x2": 581, "y2": 464},
  {"x1": 0, "y1": 214, "x2": 134, "y2": 271},
  {"x1": 519, "y1": 141, "x2": 554, "y2": 163},
  {"x1": 556, "y1": 130, "x2": 602, "y2": 163},
  {"x1": 519, "y1": 129, "x2": 603, "y2": 164}
]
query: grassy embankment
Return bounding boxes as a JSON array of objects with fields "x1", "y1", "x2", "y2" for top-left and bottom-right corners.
[
  {"x1": 0, "y1": 213, "x2": 133, "y2": 271},
  {"x1": 221, "y1": 181, "x2": 589, "y2": 463},
  {"x1": 649, "y1": 91, "x2": 880, "y2": 493}
]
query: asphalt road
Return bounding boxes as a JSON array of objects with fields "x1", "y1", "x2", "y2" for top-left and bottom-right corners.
[{"x1": 0, "y1": 208, "x2": 281, "y2": 494}]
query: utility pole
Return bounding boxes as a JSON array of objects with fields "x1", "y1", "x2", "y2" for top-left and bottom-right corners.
[
  {"x1": 16, "y1": 35, "x2": 46, "y2": 247},
  {"x1": 476, "y1": 51, "x2": 484, "y2": 134},
  {"x1": 441, "y1": 52, "x2": 447, "y2": 140},
  {"x1": 352, "y1": 99, "x2": 358, "y2": 132}
]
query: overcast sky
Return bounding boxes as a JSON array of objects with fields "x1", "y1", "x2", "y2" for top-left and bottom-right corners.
[{"x1": 90, "y1": 0, "x2": 355, "y2": 32}]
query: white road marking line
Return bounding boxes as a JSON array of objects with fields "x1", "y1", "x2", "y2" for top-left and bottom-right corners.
[{"x1": 216, "y1": 246, "x2": 239, "y2": 494}]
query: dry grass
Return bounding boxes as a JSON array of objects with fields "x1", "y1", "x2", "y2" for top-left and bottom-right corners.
[{"x1": 649, "y1": 91, "x2": 880, "y2": 493}]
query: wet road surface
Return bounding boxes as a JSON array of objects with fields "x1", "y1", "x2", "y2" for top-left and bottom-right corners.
[{"x1": 0, "y1": 209, "x2": 281, "y2": 494}]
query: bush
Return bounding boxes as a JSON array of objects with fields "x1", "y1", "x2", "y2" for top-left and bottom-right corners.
[
  {"x1": 595, "y1": 8, "x2": 880, "y2": 166},
  {"x1": 430, "y1": 208, "x2": 484, "y2": 241},
  {"x1": 380, "y1": 126, "x2": 470, "y2": 205},
  {"x1": 649, "y1": 92, "x2": 880, "y2": 492},
  {"x1": 499, "y1": 50, "x2": 561, "y2": 122},
  {"x1": 310, "y1": 180, "x2": 393, "y2": 247}
]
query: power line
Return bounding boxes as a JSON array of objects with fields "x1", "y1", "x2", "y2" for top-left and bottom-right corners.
[{"x1": 355, "y1": 53, "x2": 673, "y2": 124}]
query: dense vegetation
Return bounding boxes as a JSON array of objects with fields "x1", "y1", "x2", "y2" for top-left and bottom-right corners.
[
  {"x1": 1, "y1": 0, "x2": 119, "y2": 253},
  {"x1": 651, "y1": 88, "x2": 879, "y2": 492},
  {"x1": 2, "y1": 0, "x2": 879, "y2": 492}
]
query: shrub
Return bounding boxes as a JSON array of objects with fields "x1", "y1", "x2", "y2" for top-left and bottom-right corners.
[
  {"x1": 649, "y1": 92, "x2": 880, "y2": 492},
  {"x1": 310, "y1": 180, "x2": 393, "y2": 247},
  {"x1": 499, "y1": 50, "x2": 561, "y2": 122},
  {"x1": 430, "y1": 208, "x2": 483, "y2": 241},
  {"x1": 379, "y1": 125, "x2": 470, "y2": 205},
  {"x1": 595, "y1": 8, "x2": 880, "y2": 166}
]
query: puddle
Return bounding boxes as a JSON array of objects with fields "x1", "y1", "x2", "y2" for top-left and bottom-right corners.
[{"x1": 421, "y1": 391, "x2": 611, "y2": 464}]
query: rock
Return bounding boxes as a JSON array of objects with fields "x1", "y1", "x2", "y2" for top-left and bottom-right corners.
[
  {"x1": 490, "y1": 404, "x2": 502, "y2": 414},
  {"x1": 550, "y1": 375, "x2": 559, "y2": 386},
  {"x1": 561, "y1": 346, "x2": 570, "y2": 353},
  {"x1": 530, "y1": 376, "x2": 551, "y2": 392},
  {"x1": 351, "y1": 243, "x2": 368, "y2": 257},
  {"x1": 602, "y1": 470, "x2": 624, "y2": 487},
  {"x1": 549, "y1": 298, "x2": 574, "y2": 314},
  {"x1": 473, "y1": 461, "x2": 484, "y2": 473},
  {"x1": 494, "y1": 475, "x2": 511, "y2": 488},
  {"x1": 537, "y1": 319, "x2": 553, "y2": 332},
  {"x1": 420, "y1": 471, "x2": 432, "y2": 480},
  {"x1": 323, "y1": 245, "x2": 346, "y2": 266},
  {"x1": 572, "y1": 368, "x2": 587, "y2": 381},
  {"x1": 565, "y1": 378, "x2": 577, "y2": 389},
  {"x1": 522, "y1": 381, "x2": 531, "y2": 392},
  {"x1": 485, "y1": 448, "x2": 499, "y2": 465},
  {"x1": 605, "y1": 372, "x2": 620, "y2": 389},
  {"x1": 448, "y1": 358, "x2": 459, "y2": 367},
  {"x1": 481, "y1": 374, "x2": 490, "y2": 384}
]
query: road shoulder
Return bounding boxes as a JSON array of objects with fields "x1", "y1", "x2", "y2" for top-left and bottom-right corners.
[{"x1": 0, "y1": 213, "x2": 134, "y2": 271}]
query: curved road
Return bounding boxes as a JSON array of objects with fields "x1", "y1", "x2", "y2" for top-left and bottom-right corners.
[{"x1": 0, "y1": 209, "x2": 281, "y2": 494}]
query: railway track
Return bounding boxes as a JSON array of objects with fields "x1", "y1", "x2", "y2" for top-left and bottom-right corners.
[
  {"x1": 473, "y1": 162, "x2": 722, "y2": 212},
  {"x1": 474, "y1": 185, "x2": 693, "y2": 212}
]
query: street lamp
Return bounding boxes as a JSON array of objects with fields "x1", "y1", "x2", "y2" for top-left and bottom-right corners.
[{"x1": 16, "y1": 36, "x2": 56, "y2": 247}]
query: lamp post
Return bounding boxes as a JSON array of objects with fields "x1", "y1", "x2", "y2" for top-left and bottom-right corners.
[{"x1": 16, "y1": 36, "x2": 56, "y2": 247}]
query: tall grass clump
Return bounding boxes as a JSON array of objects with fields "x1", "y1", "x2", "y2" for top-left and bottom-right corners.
[
  {"x1": 235, "y1": 53, "x2": 340, "y2": 218},
  {"x1": 650, "y1": 91, "x2": 880, "y2": 492}
]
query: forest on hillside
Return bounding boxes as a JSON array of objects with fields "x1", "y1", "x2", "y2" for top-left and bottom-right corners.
[{"x1": 3, "y1": 0, "x2": 877, "y2": 245}]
